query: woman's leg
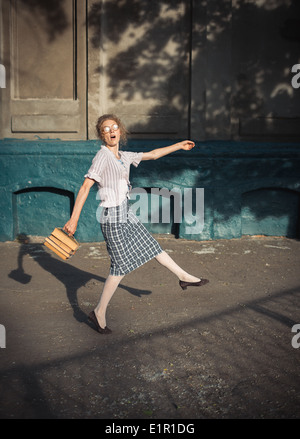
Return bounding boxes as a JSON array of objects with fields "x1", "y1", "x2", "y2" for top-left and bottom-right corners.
[
  {"x1": 155, "y1": 251, "x2": 200, "y2": 283},
  {"x1": 94, "y1": 274, "x2": 124, "y2": 328}
]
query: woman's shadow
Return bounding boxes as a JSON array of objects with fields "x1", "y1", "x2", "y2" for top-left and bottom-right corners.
[{"x1": 8, "y1": 234, "x2": 152, "y2": 328}]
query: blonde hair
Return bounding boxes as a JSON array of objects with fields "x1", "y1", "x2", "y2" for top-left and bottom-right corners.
[{"x1": 96, "y1": 114, "x2": 129, "y2": 145}]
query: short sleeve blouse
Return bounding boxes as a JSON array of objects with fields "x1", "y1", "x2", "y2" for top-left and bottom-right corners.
[{"x1": 84, "y1": 145, "x2": 143, "y2": 207}]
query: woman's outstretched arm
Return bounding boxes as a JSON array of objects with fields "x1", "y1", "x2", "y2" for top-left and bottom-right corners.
[{"x1": 141, "y1": 140, "x2": 195, "y2": 161}]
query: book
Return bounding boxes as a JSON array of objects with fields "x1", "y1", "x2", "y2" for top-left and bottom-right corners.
[
  {"x1": 44, "y1": 237, "x2": 71, "y2": 258},
  {"x1": 43, "y1": 227, "x2": 79, "y2": 260},
  {"x1": 51, "y1": 228, "x2": 79, "y2": 251},
  {"x1": 47, "y1": 234, "x2": 74, "y2": 254},
  {"x1": 44, "y1": 241, "x2": 68, "y2": 260}
]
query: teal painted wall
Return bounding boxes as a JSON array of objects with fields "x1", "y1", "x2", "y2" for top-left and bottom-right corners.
[{"x1": 0, "y1": 139, "x2": 300, "y2": 242}]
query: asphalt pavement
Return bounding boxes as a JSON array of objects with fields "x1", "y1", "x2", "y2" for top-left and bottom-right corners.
[{"x1": 0, "y1": 234, "x2": 300, "y2": 419}]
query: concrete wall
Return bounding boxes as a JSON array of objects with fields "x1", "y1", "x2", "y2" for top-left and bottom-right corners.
[
  {"x1": 0, "y1": 1, "x2": 300, "y2": 242},
  {"x1": 0, "y1": 139, "x2": 299, "y2": 242}
]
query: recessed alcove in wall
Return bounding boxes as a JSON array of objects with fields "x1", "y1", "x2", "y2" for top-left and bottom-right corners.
[
  {"x1": 241, "y1": 188, "x2": 300, "y2": 238},
  {"x1": 12, "y1": 187, "x2": 74, "y2": 238},
  {"x1": 129, "y1": 187, "x2": 180, "y2": 237}
]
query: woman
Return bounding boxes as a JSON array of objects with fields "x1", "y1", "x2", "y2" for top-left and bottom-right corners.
[{"x1": 63, "y1": 114, "x2": 208, "y2": 334}]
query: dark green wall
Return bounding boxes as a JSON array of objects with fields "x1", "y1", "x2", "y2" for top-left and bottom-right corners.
[{"x1": 0, "y1": 139, "x2": 299, "y2": 242}]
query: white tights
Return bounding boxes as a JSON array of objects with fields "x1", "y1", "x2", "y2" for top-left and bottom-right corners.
[{"x1": 94, "y1": 251, "x2": 200, "y2": 328}]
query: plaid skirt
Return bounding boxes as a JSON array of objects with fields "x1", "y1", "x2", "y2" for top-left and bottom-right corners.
[{"x1": 100, "y1": 199, "x2": 163, "y2": 276}]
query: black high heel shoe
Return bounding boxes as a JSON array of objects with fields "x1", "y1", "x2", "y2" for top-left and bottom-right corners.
[
  {"x1": 88, "y1": 311, "x2": 112, "y2": 334},
  {"x1": 179, "y1": 278, "x2": 209, "y2": 290}
]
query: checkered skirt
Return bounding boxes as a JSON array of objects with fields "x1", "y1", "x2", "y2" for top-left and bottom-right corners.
[{"x1": 100, "y1": 199, "x2": 163, "y2": 276}]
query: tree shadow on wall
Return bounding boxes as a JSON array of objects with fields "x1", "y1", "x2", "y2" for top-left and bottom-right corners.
[
  {"x1": 18, "y1": 0, "x2": 70, "y2": 42},
  {"x1": 87, "y1": 0, "x2": 300, "y2": 140},
  {"x1": 88, "y1": 0, "x2": 193, "y2": 138},
  {"x1": 11, "y1": 0, "x2": 300, "y2": 138}
]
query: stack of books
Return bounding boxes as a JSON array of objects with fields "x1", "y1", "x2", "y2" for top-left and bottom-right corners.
[{"x1": 44, "y1": 228, "x2": 79, "y2": 260}]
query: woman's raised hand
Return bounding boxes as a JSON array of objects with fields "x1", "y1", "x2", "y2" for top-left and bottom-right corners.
[{"x1": 179, "y1": 140, "x2": 195, "y2": 151}]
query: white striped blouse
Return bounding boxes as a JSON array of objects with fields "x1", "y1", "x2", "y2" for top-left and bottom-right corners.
[{"x1": 84, "y1": 145, "x2": 143, "y2": 207}]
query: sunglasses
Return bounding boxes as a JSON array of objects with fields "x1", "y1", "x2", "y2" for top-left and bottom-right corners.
[{"x1": 102, "y1": 123, "x2": 119, "y2": 133}]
